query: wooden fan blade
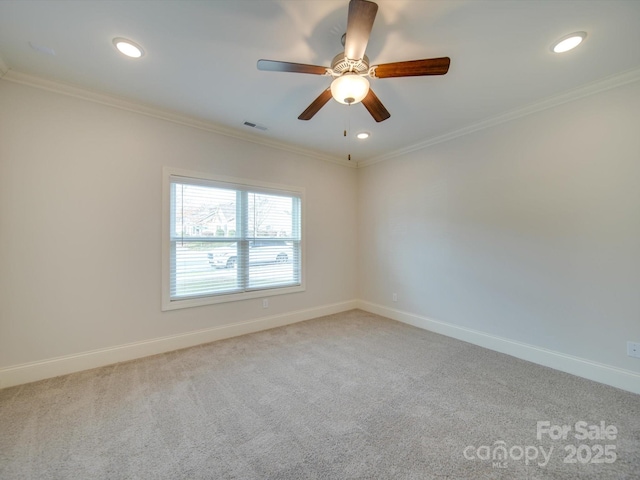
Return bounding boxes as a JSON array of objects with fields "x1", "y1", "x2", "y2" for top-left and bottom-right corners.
[
  {"x1": 298, "y1": 88, "x2": 333, "y2": 121},
  {"x1": 372, "y1": 57, "x2": 450, "y2": 78},
  {"x1": 344, "y1": 0, "x2": 378, "y2": 61},
  {"x1": 361, "y1": 88, "x2": 390, "y2": 122},
  {"x1": 257, "y1": 59, "x2": 328, "y2": 75}
]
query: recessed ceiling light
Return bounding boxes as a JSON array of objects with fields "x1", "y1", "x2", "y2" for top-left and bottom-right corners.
[
  {"x1": 113, "y1": 38, "x2": 144, "y2": 58},
  {"x1": 356, "y1": 132, "x2": 370, "y2": 140},
  {"x1": 551, "y1": 32, "x2": 587, "y2": 53}
]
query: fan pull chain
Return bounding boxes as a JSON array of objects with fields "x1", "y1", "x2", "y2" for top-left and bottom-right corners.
[{"x1": 347, "y1": 103, "x2": 352, "y2": 161}]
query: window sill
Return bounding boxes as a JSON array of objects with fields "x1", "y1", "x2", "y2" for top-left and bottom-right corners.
[{"x1": 161, "y1": 284, "x2": 305, "y2": 311}]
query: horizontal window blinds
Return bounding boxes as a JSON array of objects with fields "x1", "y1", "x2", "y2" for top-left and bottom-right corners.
[{"x1": 169, "y1": 175, "x2": 302, "y2": 302}]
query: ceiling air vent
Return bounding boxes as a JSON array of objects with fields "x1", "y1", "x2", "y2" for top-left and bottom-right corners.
[{"x1": 243, "y1": 121, "x2": 268, "y2": 131}]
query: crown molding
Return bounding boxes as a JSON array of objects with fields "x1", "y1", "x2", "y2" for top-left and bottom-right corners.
[
  {"x1": 1, "y1": 70, "x2": 355, "y2": 169},
  {"x1": 358, "y1": 66, "x2": 640, "y2": 168}
]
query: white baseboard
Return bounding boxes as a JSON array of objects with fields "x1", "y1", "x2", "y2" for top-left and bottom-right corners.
[
  {"x1": 357, "y1": 300, "x2": 640, "y2": 396},
  {"x1": 0, "y1": 300, "x2": 358, "y2": 389}
]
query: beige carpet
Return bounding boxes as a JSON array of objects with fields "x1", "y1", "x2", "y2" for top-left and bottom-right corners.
[{"x1": 1, "y1": 310, "x2": 639, "y2": 479}]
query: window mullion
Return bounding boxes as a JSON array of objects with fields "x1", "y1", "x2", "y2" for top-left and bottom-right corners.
[{"x1": 238, "y1": 190, "x2": 249, "y2": 290}]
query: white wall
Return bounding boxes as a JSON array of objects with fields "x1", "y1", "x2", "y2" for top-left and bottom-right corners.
[
  {"x1": 0, "y1": 80, "x2": 358, "y2": 373},
  {"x1": 358, "y1": 80, "x2": 640, "y2": 377},
  {"x1": 2, "y1": 76, "x2": 639, "y2": 392}
]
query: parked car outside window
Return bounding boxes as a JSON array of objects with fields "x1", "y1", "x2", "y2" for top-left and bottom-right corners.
[{"x1": 208, "y1": 240, "x2": 293, "y2": 269}]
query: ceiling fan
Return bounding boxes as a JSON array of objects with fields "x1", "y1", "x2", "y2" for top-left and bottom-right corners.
[{"x1": 257, "y1": 0, "x2": 450, "y2": 123}]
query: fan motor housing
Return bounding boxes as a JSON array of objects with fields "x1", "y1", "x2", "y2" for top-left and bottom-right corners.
[{"x1": 331, "y1": 53, "x2": 369, "y2": 75}]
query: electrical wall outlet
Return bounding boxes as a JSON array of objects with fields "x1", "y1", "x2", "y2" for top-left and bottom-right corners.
[
  {"x1": 628, "y1": 342, "x2": 640, "y2": 359},
  {"x1": 392, "y1": 293, "x2": 397, "y2": 302},
  {"x1": 262, "y1": 298, "x2": 269, "y2": 309}
]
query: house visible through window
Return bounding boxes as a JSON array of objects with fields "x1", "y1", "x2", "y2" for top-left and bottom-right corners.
[{"x1": 162, "y1": 168, "x2": 304, "y2": 310}]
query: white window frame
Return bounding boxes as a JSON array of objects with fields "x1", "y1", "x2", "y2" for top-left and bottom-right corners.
[{"x1": 162, "y1": 167, "x2": 305, "y2": 311}]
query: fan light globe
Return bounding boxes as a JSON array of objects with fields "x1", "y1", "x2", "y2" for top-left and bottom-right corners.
[{"x1": 331, "y1": 73, "x2": 370, "y2": 105}]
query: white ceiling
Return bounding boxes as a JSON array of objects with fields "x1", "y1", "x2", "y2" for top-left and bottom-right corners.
[{"x1": 1, "y1": 0, "x2": 639, "y2": 165}]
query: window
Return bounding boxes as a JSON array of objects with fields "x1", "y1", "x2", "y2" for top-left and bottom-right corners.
[{"x1": 162, "y1": 168, "x2": 304, "y2": 310}]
